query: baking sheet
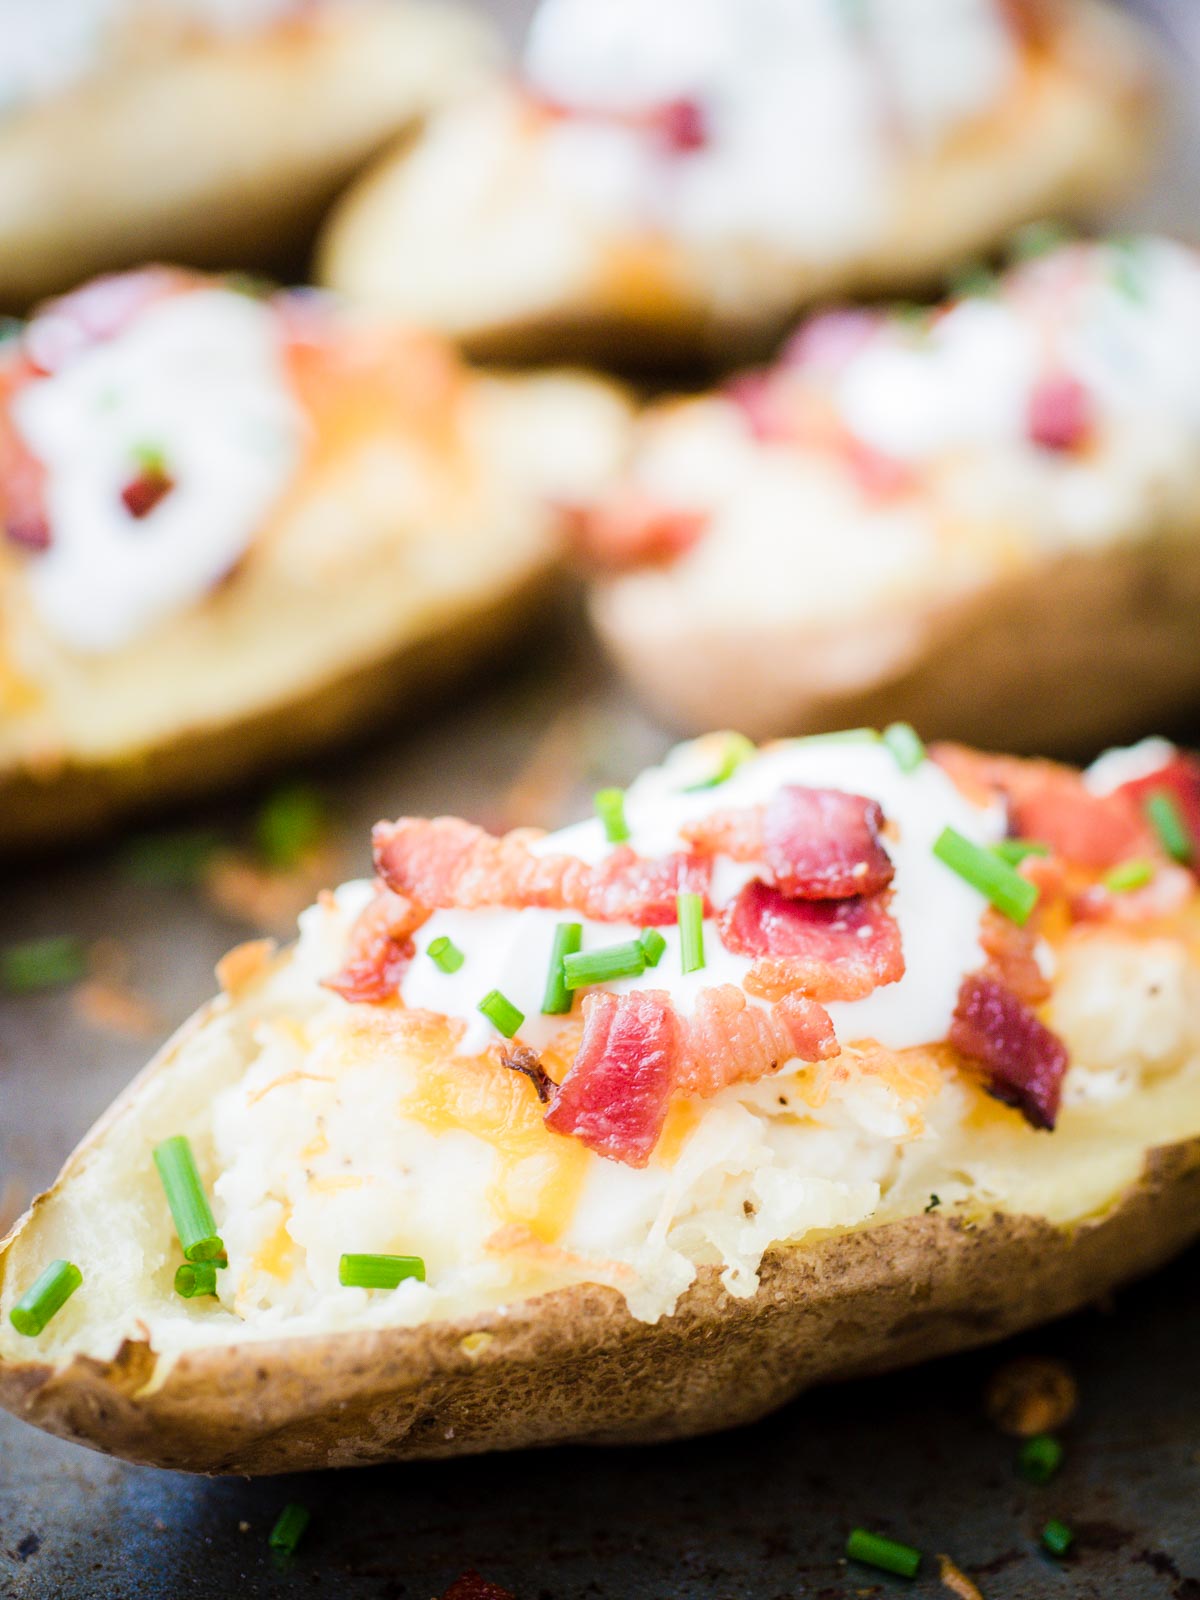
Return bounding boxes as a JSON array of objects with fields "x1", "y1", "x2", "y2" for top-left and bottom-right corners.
[{"x1": 4, "y1": 0, "x2": 1200, "y2": 1594}]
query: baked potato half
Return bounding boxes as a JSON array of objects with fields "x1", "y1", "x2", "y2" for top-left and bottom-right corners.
[
  {"x1": 318, "y1": 0, "x2": 1154, "y2": 367},
  {"x1": 2, "y1": 730, "x2": 1200, "y2": 1473},
  {"x1": 583, "y1": 234, "x2": 1200, "y2": 754},
  {"x1": 0, "y1": 269, "x2": 632, "y2": 849},
  {"x1": 0, "y1": 0, "x2": 498, "y2": 308}
]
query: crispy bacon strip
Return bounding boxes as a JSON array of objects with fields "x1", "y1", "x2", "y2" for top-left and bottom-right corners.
[
  {"x1": 978, "y1": 906, "x2": 1050, "y2": 1008},
  {"x1": 323, "y1": 885, "x2": 428, "y2": 1004},
  {"x1": 949, "y1": 973, "x2": 1068, "y2": 1131},
  {"x1": 682, "y1": 785, "x2": 894, "y2": 899},
  {"x1": 719, "y1": 881, "x2": 904, "y2": 1002},
  {"x1": 676, "y1": 984, "x2": 836, "y2": 1099},
  {"x1": 374, "y1": 816, "x2": 711, "y2": 926}
]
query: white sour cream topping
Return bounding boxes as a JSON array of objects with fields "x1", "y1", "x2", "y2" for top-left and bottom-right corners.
[
  {"x1": 13, "y1": 288, "x2": 304, "y2": 654},
  {"x1": 400, "y1": 735, "x2": 1005, "y2": 1058},
  {"x1": 523, "y1": 0, "x2": 1018, "y2": 256}
]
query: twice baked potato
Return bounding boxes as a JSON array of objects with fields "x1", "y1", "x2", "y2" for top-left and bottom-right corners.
[
  {"x1": 318, "y1": 0, "x2": 1154, "y2": 366},
  {"x1": 583, "y1": 234, "x2": 1200, "y2": 754},
  {"x1": 0, "y1": 268, "x2": 631, "y2": 848},
  {"x1": 0, "y1": 0, "x2": 497, "y2": 308},
  {"x1": 2, "y1": 729, "x2": 1200, "y2": 1473}
]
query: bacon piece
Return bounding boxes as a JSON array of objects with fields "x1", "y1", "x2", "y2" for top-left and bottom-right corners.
[
  {"x1": 561, "y1": 494, "x2": 707, "y2": 569},
  {"x1": 120, "y1": 468, "x2": 174, "y2": 520},
  {"x1": 374, "y1": 817, "x2": 711, "y2": 926},
  {"x1": 684, "y1": 785, "x2": 894, "y2": 899},
  {"x1": 720, "y1": 881, "x2": 904, "y2": 1002},
  {"x1": 545, "y1": 990, "x2": 681, "y2": 1167},
  {"x1": 1028, "y1": 372, "x2": 1092, "y2": 453},
  {"x1": 655, "y1": 97, "x2": 708, "y2": 152},
  {"x1": 949, "y1": 974, "x2": 1068, "y2": 1131},
  {"x1": 1114, "y1": 752, "x2": 1200, "y2": 868},
  {"x1": 323, "y1": 886, "x2": 428, "y2": 1004},
  {"x1": 0, "y1": 350, "x2": 49, "y2": 550},
  {"x1": 499, "y1": 1046, "x2": 556, "y2": 1105},
  {"x1": 676, "y1": 985, "x2": 836, "y2": 1098},
  {"x1": 978, "y1": 906, "x2": 1050, "y2": 1007}
]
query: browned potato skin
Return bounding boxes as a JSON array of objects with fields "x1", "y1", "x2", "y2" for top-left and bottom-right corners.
[
  {"x1": 1, "y1": 1137, "x2": 1197, "y2": 1474},
  {"x1": 0, "y1": 1, "x2": 498, "y2": 310},
  {"x1": 591, "y1": 518, "x2": 1200, "y2": 760}
]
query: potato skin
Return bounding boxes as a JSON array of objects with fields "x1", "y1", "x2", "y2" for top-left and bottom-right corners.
[
  {"x1": 1, "y1": 1136, "x2": 1198, "y2": 1475},
  {"x1": 0, "y1": 2, "x2": 497, "y2": 310},
  {"x1": 318, "y1": 0, "x2": 1154, "y2": 369}
]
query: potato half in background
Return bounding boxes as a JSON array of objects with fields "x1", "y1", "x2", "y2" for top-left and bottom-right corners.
[
  {"x1": 581, "y1": 234, "x2": 1200, "y2": 755},
  {"x1": 318, "y1": 0, "x2": 1155, "y2": 367},
  {"x1": 0, "y1": 0, "x2": 498, "y2": 308},
  {"x1": 1, "y1": 730, "x2": 1199, "y2": 1472},
  {"x1": 0, "y1": 269, "x2": 630, "y2": 850}
]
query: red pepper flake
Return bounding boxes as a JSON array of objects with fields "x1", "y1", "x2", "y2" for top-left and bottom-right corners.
[
  {"x1": 121, "y1": 467, "x2": 174, "y2": 520},
  {"x1": 1028, "y1": 373, "x2": 1092, "y2": 453}
]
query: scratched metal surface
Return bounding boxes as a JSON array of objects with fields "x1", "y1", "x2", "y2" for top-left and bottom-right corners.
[{"x1": 3, "y1": 0, "x2": 1200, "y2": 1596}]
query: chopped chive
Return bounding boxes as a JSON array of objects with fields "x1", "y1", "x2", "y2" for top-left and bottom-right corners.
[
  {"x1": 427, "y1": 936, "x2": 464, "y2": 974},
  {"x1": 541, "y1": 922, "x2": 582, "y2": 1015},
  {"x1": 0, "y1": 935, "x2": 87, "y2": 994},
  {"x1": 949, "y1": 260, "x2": 997, "y2": 298},
  {"x1": 9, "y1": 1260, "x2": 82, "y2": 1337},
  {"x1": 477, "y1": 989, "x2": 524, "y2": 1038},
  {"x1": 1103, "y1": 858, "x2": 1155, "y2": 894},
  {"x1": 1041, "y1": 1519, "x2": 1074, "y2": 1558},
  {"x1": 677, "y1": 891, "x2": 705, "y2": 974},
  {"x1": 153, "y1": 1136, "x2": 223, "y2": 1262},
  {"x1": 269, "y1": 1503, "x2": 310, "y2": 1557},
  {"x1": 131, "y1": 441, "x2": 167, "y2": 477},
  {"x1": 846, "y1": 1528, "x2": 921, "y2": 1579},
  {"x1": 1010, "y1": 219, "x2": 1072, "y2": 261},
  {"x1": 594, "y1": 787, "x2": 630, "y2": 844},
  {"x1": 1145, "y1": 789, "x2": 1193, "y2": 864},
  {"x1": 562, "y1": 940, "x2": 646, "y2": 991},
  {"x1": 120, "y1": 828, "x2": 222, "y2": 886},
  {"x1": 1019, "y1": 1434, "x2": 1064, "y2": 1485},
  {"x1": 991, "y1": 839, "x2": 1050, "y2": 866},
  {"x1": 639, "y1": 928, "x2": 666, "y2": 967},
  {"x1": 338, "y1": 1253, "x2": 426, "y2": 1289},
  {"x1": 933, "y1": 827, "x2": 1040, "y2": 925},
  {"x1": 684, "y1": 732, "x2": 756, "y2": 792},
  {"x1": 882, "y1": 721, "x2": 925, "y2": 773},
  {"x1": 174, "y1": 1260, "x2": 220, "y2": 1299},
  {"x1": 924, "y1": 1193, "x2": 941, "y2": 1214},
  {"x1": 256, "y1": 783, "x2": 326, "y2": 870},
  {"x1": 798, "y1": 727, "x2": 880, "y2": 746}
]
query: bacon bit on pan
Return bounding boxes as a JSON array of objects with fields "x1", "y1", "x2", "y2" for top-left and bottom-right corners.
[
  {"x1": 374, "y1": 817, "x2": 711, "y2": 926},
  {"x1": 560, "y1": 494, "x2": 708, "y2": 569},
  {"x1": 720, "y1": 881, "x2": 904, "y2": 1002},
  {"x1": 683, "y1": 786, "x2": 895, "y2": 899},
  {"x1": 73, "y1": 978, "x2": 161, "y2": 1040},
  {"x1": 937, "y1": 1554, "x2": 986, "y2": 1600},
  {"x1": 985, "y1": 1354, "x2": 1079, "y2": 1437},
  {"x1": 439, "y1": 1571, "x2": 516, "y2": 1600},
  {"x1": 120, "y1": 466, "x2": 174, "y2": 519},
  {"x1": 1028, "y1": 372, "x2": 1093, "y2": 452},
  {"x1": 500, "y1": 1046, "x2": 557, "y2": 1105},
  {"x1": 323, "y1": 885, "x2": 427, "y2": 1004},
  {"x1": 978, "y1": 907, "x2": 1050, "y2": 1007},
  {"x1": 676, "y1": 984, "x2": 836, "y2": 1098},
  {"x1": 950, "y1": 974, "x2": 1068, "y2": 1130},
  {"x1": 545, "y1": 989, "x2": 681, "y2": 1167}
]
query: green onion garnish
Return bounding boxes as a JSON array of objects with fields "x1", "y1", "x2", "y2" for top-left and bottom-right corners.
[
  {"x1": 256, "y1": 783, "x2": 326, "y2": 870},
  {"x1": 882, "y1": 721, "x2": 925, "y2": 773},
  {"x1": 1145, "y1": 789, "x2": 1193, "y2": 864},
  {"x1": 991, "y1": 839, "x2": 1050, "y2": 867},
  {"x1": 1010, "y1": 220, "x2": 1071, "y2": 261},
  {"x1": 562, "y1": 940, "x2": 647, "y2": 991},
  {"x1": 933, "y1": 827, "x2": 1040, "y2": 925},
  {"x1": 120, "y1": 828, "x2": 222, "y2": 886},
  {"x1": 269, "y1": 1503, "x2": 310, "y2": 1557},
  {"x1": 677, "y1": 891, "x2": 706, "y2": 974},
  {"x1": 639, "y1": 928, "x2": 666, "y2": 968},
  {"x1": 174, "y1": 1260, "x2": 220, "y2": 1299},
  {"x1": 541, "y1": 922, "x2": 582, "y2": 1015},
  {"x1": 0, "y1": 935, "x2": 87, "y2": 994},
  {"x1": 132, "y1": 442, "x2": 168, "y2": 477},
  {"x1": 1041, "y1": 1519, "x2": 1074, "y2": 1558},
  {"x1": 338, "y1": 1253, "x2": 426, "y2": 1290},
  {"x1": 153, "y1": 1135, "x2": 224, "y2": 1263},
  {"x1": 594, "y1": 787, "x2": 630, "y2": 844},
  {"x1": 799, "y1": 727, "x2": 880, "y2": 746},
  {"x1": 846, "y1": 1528, "x2": 921, "y2": 1579},
  {"x1": 1103, "y1": 858, "x2": 1155, "y2": 894},
  {"x1": 427, "y1": 936, "x2": 464, "y2": 974},
  {"x1": 477, "y1": 989, "x2": 524, "y2": 1038},
  {"x1": 1018, "y1": 1434, "x2": 1064, "y2": 1485},
  {"x1": 684, "y1": 732, "x2": 756, "y2": 791},
  {"x1": 9, "y1": 1260, "x2": 82, "y2": 1337}
]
